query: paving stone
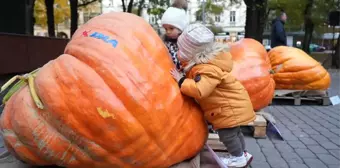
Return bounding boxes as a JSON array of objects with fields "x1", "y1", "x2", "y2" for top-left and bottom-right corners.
[
  {"x1": 297, "y1": 123, "x2": 312, "y2": 129},
  {"x1": 330, "y1": 128, "x2": 340, "y2": 135},
  {"x1": 287, "y1": 140, "x2": 307, "y2": 149},
  {"x1": 320, "y1": 141, "x2": 339, "y2": 150},
  {"x1": 305, "y1": 120, "x2": 322, "y2": 127},
  {"x1": 312, "y1": 126, "x2": 329, "y2": 132},
  {"x1": 287, "y1": 162, "x2": 308, "y2": 168},
  {"x1": 329, "y1": 138, "x2": 340, "y2": 146},
  {"x1": 271, "y1": 139, "x2": 287, "y2": 144},
  {"x1": 286, "y1": 125, "x2": 302, "y2": 131},
  {"x1": 246, "y1": 144, "x2": 262, "y2": 156},
  {"x1": 280, "y1": 152, "x2": 303, "y2": 163},
  {"x1": 303, "y1": 158, "x2": 328, "y2": 168},
  {"x1": 307, "y1": 145, "x2": 329, "y2": 154},
  {"x1": 328, "y1": 119, "x2": 340, "y2": 127},
  {"x1": 295, "y1": 149, "x2": 316, "y2": 158},
  {"x1": 299, "y1": 137, "x2": 318, "y2": 145},
  {"x1": 250, "y1": 161, "x2": 271, "y2": 168},
  {"x1": 321, "y1": 122, "x2": 338, "y2": 129},
  {"x1": 251, "y1": 152, "x2": 266, "y2": 162},
  {"x1": 266, "y1": 156, "x2": 289, "y2": 168},
  {"x1": 282, "y1": 133, "x2": 299, "y2": 140},
  {"x1": 302, "y1": 128, "x2": 320, "y2": 135},
  {"x1": 244, "y1": 136, "x2": 257, "y2": 145},
  {"x1": 329, "y1": 150, "x2": 340, "y2": 159},
  {"x1": 290, "y1": 119, "x2": 305, "y2": 124},
  {"x1": 275, "y1": 143, "x2": 294, "y2": 153},
  {"x1": 320, "y1": 131, "x2": 339, "y2": 139},
  {"x1": 261, "y1": 147, "x2": 281, "y2": 157},
  {"x1": 292, "y1": 131, "x2": 309, "y2": 138},
  {"x1": 312, "y1": 134, "x2": 330, "y2": 143},
  {"x1": 257, "y1": 139, "x2": 275, "y2": 148},
  {"x1": 317, "y1": 154, "x2": 340, "y2": 165},
  {"x1": 327, "y1": 165, "x2": 340, "y2": 168}
]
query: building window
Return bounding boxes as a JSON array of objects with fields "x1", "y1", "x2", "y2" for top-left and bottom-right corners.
[
  {"x1": 215, "y1": 15, "x2": 221, "y2": 22},
  {"x1": 230, "y1": 11, "x2": 236, "y2": 23}
]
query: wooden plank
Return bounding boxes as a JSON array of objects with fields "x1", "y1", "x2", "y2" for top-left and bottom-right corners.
[
  {"x1": 253, "y1": 126, "x2": 267, "y2": 138},
  {"x1": 207, "y1": 134, "x2": 227, "y2": 151},
  {"x1": 275, "y1": 90, "x2": 329, "y2": 98},
  {"x1": 245, "y1": 114, "x2": 267, "y2": 127}
]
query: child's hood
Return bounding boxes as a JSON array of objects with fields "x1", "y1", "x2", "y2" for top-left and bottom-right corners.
[
  {"x1": 183, "y1": 43, "x2": 233, "y2": 73},
  {"x1": 207, "y1": 51, "x2": 233, "y2": 72}
]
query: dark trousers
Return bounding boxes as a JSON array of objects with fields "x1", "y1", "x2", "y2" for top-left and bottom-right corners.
[{"x1": 217, "y1": 126, "x2": 245, "y2": 157}]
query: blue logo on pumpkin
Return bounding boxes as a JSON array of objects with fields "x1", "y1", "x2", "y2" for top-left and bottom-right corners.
[{"x1": 83, "y1": 30, "x2": 118, "y2": 48}]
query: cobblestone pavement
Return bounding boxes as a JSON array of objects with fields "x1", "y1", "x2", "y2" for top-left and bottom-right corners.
[
  {"x1": 247, "y1": 70, "x2": 340, "y2": 168},
  {"x1": 0, "y1": 70, "x2": 339, "y2": 168}
]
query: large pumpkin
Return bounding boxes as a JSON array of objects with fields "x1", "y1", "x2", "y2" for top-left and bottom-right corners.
[
  {"x1": 230, "y1": 38, "x2": 275, "y2": 111},
  {"x1": 268, "y1": 46, "x2": 331, "y2": 90},
  {"x1": 0, "y1": 12, "x2": 207, "y2": 168}
]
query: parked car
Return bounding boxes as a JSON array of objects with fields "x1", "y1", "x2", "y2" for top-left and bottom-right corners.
[{"x1": 310, "y1": 43, "x2": 326, "y2": 52}]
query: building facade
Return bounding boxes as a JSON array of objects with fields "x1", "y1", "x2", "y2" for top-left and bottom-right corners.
[{"x1": 101, "y1": 0, "x2": 247, "y2": 39}]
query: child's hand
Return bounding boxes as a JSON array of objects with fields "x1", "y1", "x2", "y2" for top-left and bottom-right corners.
[{"x1": 170, "y1": 68, "x2": 184, "y2": 82}]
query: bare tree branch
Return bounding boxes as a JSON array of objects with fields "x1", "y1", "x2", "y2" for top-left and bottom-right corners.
[{"x1": 78, "y1": 0, "x2": 98, "y2": 7}]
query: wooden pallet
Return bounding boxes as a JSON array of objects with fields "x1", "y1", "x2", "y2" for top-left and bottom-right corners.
[
  {"x1": 207, "y1": 114, "x2": 267, "y2": 151},
  {"x1": 273, "y1": 90, "x2": 331, "y2": 106}
]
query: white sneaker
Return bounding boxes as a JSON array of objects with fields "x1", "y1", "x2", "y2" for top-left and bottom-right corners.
[
  {"x1": 221, "y1": 153, "x2": 247, "y2": 168},
  {"x1": 244, "y1": 151, "x2": 253, "y2": 166}
]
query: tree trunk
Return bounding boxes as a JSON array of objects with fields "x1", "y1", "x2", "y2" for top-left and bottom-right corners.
[
  {"x1": 137, "y1": 0, "x2": 145, "y2": 16},
  {"x1": 25, "y1": 0, "x2": 36, "y2": 35},
  {"x1": 244, "y1": 0, "x2": 267, "y2": 43},
  {"x1": 256, "y1": 0, "x2": 267, "y2": 43},
  {"x1": 121, "y1": 0, "x2": 126, "y2": 12},
  {"x1": 302, "y1": 0, "x2": 314, "y2": 53},
  {"x1": 332, "y1": 32, "x2": 340, "y2": 68},
  {"x1": 302, "y1": 21, "x2": 314, "y2": 53},
  {"x1": 45, "y1": 0, "x2": 55, "y2": 37},
  {"x1": 69, "y1": 0, "x2": 78, "y2": 37},
  {"x1": 127, "y1": 0, "x2": 134, "y2": 13}
]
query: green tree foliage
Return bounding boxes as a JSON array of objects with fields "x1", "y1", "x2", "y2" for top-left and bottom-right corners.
[
  {"x1": 34, "y1": 0, "x2": 70, "y2": 28},
  {"x1": 268, "y1": 0, "x2": 338, "y2": 33},
  {"x1": 195, "y1": 0, "x2": 224, "y2": 24}
]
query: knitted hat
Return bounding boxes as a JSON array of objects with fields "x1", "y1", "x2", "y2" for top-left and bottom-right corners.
[
  {"x1": 161, "y1": 7, "x2": 188, "y2": 31},
  {"x1": 177, "y1": 23, "x2": 215, "y2": 62}
]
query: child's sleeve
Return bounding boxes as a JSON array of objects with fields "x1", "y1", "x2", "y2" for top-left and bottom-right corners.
[{"x1": 178, "y1": 67, "x2": 221, "y2": 100}]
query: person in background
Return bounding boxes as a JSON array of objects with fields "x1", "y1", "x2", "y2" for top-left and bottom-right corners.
[
  {"x1": 170, "y1": 23, "x2": 255, "y2": 168},
  {"x1": 271, "y1": 11, "x2": 287, "y2": 48},
  {"x1": 161, "y1": 0, "x2": 188, "y2": 70}
]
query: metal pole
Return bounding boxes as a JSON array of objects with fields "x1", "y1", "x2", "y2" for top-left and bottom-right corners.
[{"x1": 202, "y1": 0, "x2": 206, "y2": 24}]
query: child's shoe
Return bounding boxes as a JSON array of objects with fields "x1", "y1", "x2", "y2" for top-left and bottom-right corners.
[
  {"x1": 244, "y1": 151, "x2": 253, "y2": 167},
  {"x1": 221, "y1": 152, "x2": 247, "y2": 168}
]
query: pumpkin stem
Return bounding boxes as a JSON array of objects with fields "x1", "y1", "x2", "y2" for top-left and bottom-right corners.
[
  {"x1": 269, "y1": 69, "x2": 276, "y2": 74},
  {"x1": 2, "y1": 79, "x2": 27, "y2": 105},
  {"x1": 1, "y1": 68, "x2": 42, "y2": 109},
  {"x1": 0, "y1": 75, "x2": 19, "y2": 93},
  {"x1": 28, "y1": 74, "x2": 44, "y2": 109}
]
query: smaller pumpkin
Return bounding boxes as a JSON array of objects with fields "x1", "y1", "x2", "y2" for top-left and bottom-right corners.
[
  {"x1": 268, "y1": 46, "x2": 331, "y2": 90},
  {"x1": 230, "y1": 38, "x2": 275, "y2": 111}
]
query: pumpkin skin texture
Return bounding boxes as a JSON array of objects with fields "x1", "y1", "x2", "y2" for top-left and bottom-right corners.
[
  {"x1": 230, "y1": 38, "x2": 275, "y2": 111},
  {"x1": 0, "y1": 12, "x2": 208, "y2": 168},
  {"x1": 268, "y1": 46, "x2": 331, "y2": 90}
]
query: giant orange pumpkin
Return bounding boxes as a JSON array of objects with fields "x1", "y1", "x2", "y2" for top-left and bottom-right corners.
[
  {"x1": 0, "y1": 12, "x2": 208, "y2": 168},
  {"x1": 268, "y1": 46, "x2": 331, "y2": 90},
  {"x1": 230, "y1": 38, "x2": 275, "y2": 111}
]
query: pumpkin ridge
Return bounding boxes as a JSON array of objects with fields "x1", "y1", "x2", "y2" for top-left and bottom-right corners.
[
  {"x1": 23, "y1": 90, "x2": 96, "y2": 166},
  {"x1": 53, "y1": 53, "x2": 172, "y2": 166},
  {"x1": 42, "y1": 58, "x2": 135, "y2": 167}
]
